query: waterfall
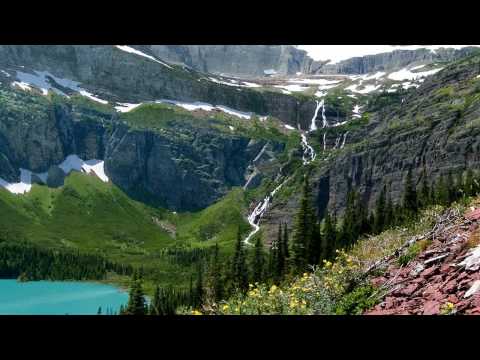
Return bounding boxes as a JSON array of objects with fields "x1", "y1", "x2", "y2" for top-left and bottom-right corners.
[
  {"x1": 340, "y1": 131, "x2": 349, "y2": 149},
  {"x1": 309, "y1": 100, "x2": 322, "y2": 131}
]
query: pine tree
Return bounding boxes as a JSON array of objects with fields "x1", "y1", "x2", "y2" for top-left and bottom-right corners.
[
  {"x1": 124, "y1": 271, "x2": 147, "y2": 315},
  {"x1": 275, "y1": 223, "x2": 284, "y2": 280},
  {"x1": 322, "y1": 210, "x2": 336, "y2": 261},
  {"x1": 419, "y1": 168, "x2": 430, "y2": 208},
  {"x1": 252, "y1": 236, "x2": 265, "y2": 284},
  {"x1": 194, "y1": 261, "x2": 204, "y2": 308},
  {"x1": 97, "y1": 306, "x2": 102, "y2": 315},
  {"x1": 385, "y1": 193, "x2": 394, "y2": 229},
  {"x1": 291, "y1": 175, "x2": 316, "y2": 274},
  {"x1": 210, "y1": 242, "x2": 223, "y2": 302},
  {"x1": 150, "y1": 285, "x2": 161, "y2": 315},
  {"x1": 403, "y1": 168, "x2": 418, "y2": 216},
  {"x1": 446, "y1": 171, "x2": 455, "y2": 204},
  {"x1": 465, "y1": 169, "x2": 475, "y2": 197},
  {"x1": 308, "y1": 222, "x2": 322, "y2": 266},
  {"x1": 340, "y1": 189, "x2": 360, "y2": 249},
  {"x1": 282, "y1": 222, "x2": 290, "y2": 274},
  {"x1": 455, "y1": 171, "x2": 464, "y2": 201},
  {"x1": 232, "y1": 229, "x2": 248, "y2": 292},
  {"x1": 436, "y1": 174, "x2": 449, "y2": 206},
  {"x1": 374, "y1": 185, "x2": 387, "y2": 234}
]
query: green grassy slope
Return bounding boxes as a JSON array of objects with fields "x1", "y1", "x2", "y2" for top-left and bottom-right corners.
[{"x1": 0, "y1": 171, "x2": 250, "y2": 290}]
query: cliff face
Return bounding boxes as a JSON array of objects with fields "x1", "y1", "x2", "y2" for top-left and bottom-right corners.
[
  {"x1": 317, "y1": 47, "x2": 480, "y2": 74},
  {"x1": 0, "y1": 87, "x2": 286, "y2": 211},
  {"x1": 147, "y1": 45, "x2": 315, "y2": 77},
  {"x1": 0, "y1": 45, "x2": 320, "y2": 126}
]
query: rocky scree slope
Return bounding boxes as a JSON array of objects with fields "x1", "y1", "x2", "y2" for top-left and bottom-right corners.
[{"x1": 365, "y1": 205, "x2": 480, "y2": 315}]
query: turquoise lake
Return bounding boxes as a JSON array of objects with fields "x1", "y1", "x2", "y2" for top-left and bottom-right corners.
[{"x1": 0, "y1": 279, "x2": 129, "y2": 315}]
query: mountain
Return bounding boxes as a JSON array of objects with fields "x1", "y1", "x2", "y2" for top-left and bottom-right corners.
[
  {"x1": 317, "y1": 47, "x2": 480, "y2": 74},
  {"x1": 2, "y1": 45, "x2": 480, "y2": 314},
  {"x1": 145, "y1": 45, "x2": 319, "y2": 77}
]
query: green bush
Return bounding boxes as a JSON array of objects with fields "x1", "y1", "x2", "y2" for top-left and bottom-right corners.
[{"x1": 335, "y1": 284, "x2": 378, "y2": 315}]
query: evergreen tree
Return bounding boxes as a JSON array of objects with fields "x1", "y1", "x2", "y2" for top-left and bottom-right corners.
[
  {"x1": 291, "y1": 175, "x2": 316, "y2": 273},
  {"x1": 282, "y1": 223, "x2": 290, "y2": 274},
  {"x1": 374, "y1": 185, "x2": 387, "y2": 234},
  {"x1": 465, "y1": 169, "x2": 475, "y2": 197},
  {"x1": 385, "y1": 194, "x2": 394, "y2": 229},
  {"x1": 97, "y1": 306, "x2": 102, "y2": 315},
  {"x1": 446, "y1": 171, "x2": 455, "y2": 204},
  {"x1": 419, "y1": 168, "x2": 430, "y2": 207},
  {"x1": 275, "y1": 223, "x2": 284, "y2": 280},
  {"x1": 194, "y1": 261, "x2": 204, "y2": 308},
  {"x1": 232, "y1": 229, "x2": 248, "y2": 292},
  {"x1": 340, "y1": 189, "x2": 360, "y2": 249},
  {"x1": 436, "y1": 174, "x2": 449, "y2": 206},
  {"x1": 403, "y1": 168, "x2": 418, "y2": 216},
  {"x1": 430, "y1": 179, "x2": 437, "y2": 205},
  {"x1": 210, "y1": 243, "x2": 223, "y2": 303},
  {"x1": 455, "y1": 171, "x2": 464, "y2": 201},
  {"x1": 308, "y1": 222, "x2": 322, "y2": 266},
  {"x1": 150, "y1": 285, "x2": 161, "y2": 315},
  {"x1": 322, "y1": 210, "x2": 337, "y2": 261},
  {"x1": 124, "y1": 271, "x2": 147, "y2": 315},
  {"x1": 252, "y1": 236, "x2": 266, "y2": 284}
]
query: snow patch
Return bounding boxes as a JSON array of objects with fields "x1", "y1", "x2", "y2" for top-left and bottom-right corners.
[
  {"x1": 115, "y1": 103, "x2": 143, "y2": 113},
  {"x1": 115, "y1": 45, "x2": 173, "y2": 69},
  {"x1": 13, "y1": 70, "x2": 109, "y2": 103},
  {"x1": 464, "y1": 280, "x2": 480, "y2": 298},
  {"x1": 388, "y1": 67, "x2": 443, "y2": 81},
  {"x1": 459, "y1": 245, "x2": 480, "y2": 271},
  {"x1": 274, "y1": 84, "x2": 309, "y2": 92}
]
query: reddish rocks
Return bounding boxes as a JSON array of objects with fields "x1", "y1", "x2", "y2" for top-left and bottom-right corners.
[
  {"x1": 423, "y1": 301, "x2": 441, "y2": 315},
  {"x1": 401, "y1": 283, "x2": 420, "y2": 296},
  {"x1": 420, "y1": 266, "x2": 439, "y2": 279},
  {"x1": 465, "y1": 208, "x2": 480, "y2": 221},
  {"x1": 363, "y1": 209, "x2": 480, "y2": 316}
]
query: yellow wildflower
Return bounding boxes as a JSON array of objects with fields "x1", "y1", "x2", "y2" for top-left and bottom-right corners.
[
  {"x1": 191, "y1": 310, "x2": 202, "y2": 315},
  {"x1": 222, "y1": 304, "x2": 229, "y2": 311}
]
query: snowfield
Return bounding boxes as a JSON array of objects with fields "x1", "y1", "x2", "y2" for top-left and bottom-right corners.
[
  {"x1": 12, "y1": 70, "x2": 109, "y2": 104},
  {"x1": 388, "y1": 67, "x2": 443, "y2": 81}
]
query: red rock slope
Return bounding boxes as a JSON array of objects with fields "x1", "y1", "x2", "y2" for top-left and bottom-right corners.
[{"x1": 364, "y1": 207, "x2": 480, "y2": 315}]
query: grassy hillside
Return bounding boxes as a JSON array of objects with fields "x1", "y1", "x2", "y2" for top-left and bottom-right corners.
[{"x1": 0, "y1": 171, "x2": 250, "y2": 291}]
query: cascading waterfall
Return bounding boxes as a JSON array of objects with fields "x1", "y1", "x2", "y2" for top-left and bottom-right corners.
[
  {"x1": 340, "y1": 131, "x2": 349, "y2": 149},
  {"x1": 244, "y1": 180, "x2": 288, "y2": 245},
  {"x1": 334, "y1": 134, "x2": 342, "y2": 149},
  {"x1": 243, "y1": 100, "x2": 319, "y2": 245},
  {"x1": 301, "y1": 133, "x2": 316, "y2": 165},
  {"x1": 309, "y1": 100, "x2": 322, "y2": 132}
]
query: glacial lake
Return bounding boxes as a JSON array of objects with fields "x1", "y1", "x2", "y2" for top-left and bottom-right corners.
[{"x1": 0, "y1": 279, "x2": 129, "y2": 315}]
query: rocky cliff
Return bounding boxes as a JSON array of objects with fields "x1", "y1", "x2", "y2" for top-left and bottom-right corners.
[
  {"x1": 0, "y1": 86, "x2": 288, "y2": 211},
  {"x1": 146, "y1": 45, "x2": 316, "y2": 77},
  {"x1": 317, "y1": 47, "x2": 480, "y2": 74}
]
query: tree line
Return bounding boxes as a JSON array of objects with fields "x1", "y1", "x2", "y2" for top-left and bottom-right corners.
[{"x1": 0, "y1": 242, "x2": 133, "y2": 281}]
